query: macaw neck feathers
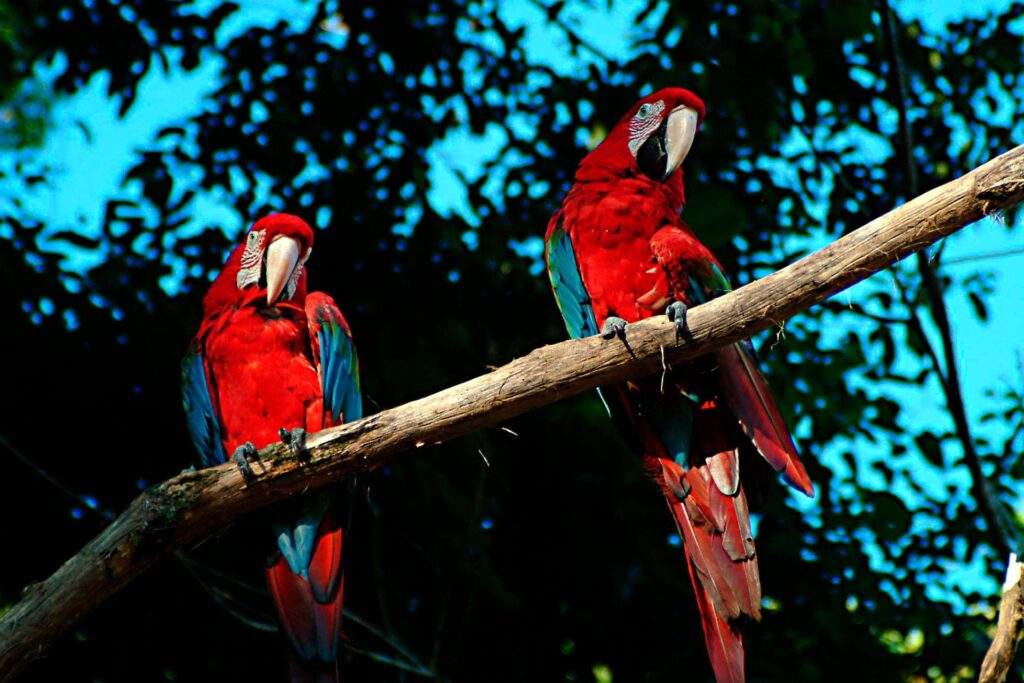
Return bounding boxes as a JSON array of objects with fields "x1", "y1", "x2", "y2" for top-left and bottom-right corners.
[{"x1": 571, "y1": 161, "x2": 687, "y2": 213}]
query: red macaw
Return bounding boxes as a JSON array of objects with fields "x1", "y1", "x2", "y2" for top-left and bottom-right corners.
[
  {"x1": 544, "y1": 88, "x2": 813, "y2": 682},
  {"x1": 182, "y1": 213, "x2": 361, "y2": 683}
]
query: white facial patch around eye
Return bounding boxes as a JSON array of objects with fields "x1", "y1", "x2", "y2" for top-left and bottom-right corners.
[
  {"x1": 285, "y1": 247, "x2": 312, "y2": 300},
  {"x1": 236, "y1": 229, "x2": 266, "y2": 290},
  {"x1": 627, "y1": 99, "x2": 666, "y2": 156}
]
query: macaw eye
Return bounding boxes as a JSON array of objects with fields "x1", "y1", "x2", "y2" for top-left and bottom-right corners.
[
  {"x1": 636, "y1": 103, "x2": 654, "y2": 120},
  {"x1": 248, "y1": 233, "x2": 259, "y2": 243}
]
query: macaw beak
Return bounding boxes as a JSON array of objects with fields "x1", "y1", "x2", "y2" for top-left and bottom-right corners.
[
  {"x1": 265, "y1": 235, "x2": 302, "y2": 305},
  {"x1": 661, "y1": 105, "x2": 699, "y2": 180}
]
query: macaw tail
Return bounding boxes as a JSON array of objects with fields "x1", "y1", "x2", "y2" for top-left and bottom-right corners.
[
  {"x1": 266, "y1": 503, "x2": 345, "y2": 682},
  {"x1": 646, "y1": 398, "x2": 762, "y2": 683},
  {"x1": 658, "y1": 454, "x2": 759, "y2": 683}
]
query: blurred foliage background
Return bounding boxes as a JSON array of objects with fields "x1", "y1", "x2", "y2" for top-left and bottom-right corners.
[{"x1": 2, "y1": 1, "x2": 1024, "y2": 681}]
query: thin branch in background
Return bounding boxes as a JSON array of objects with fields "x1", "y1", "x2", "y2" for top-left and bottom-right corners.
[
  {"x1": 178, "y1": 552, "x2": 437, "y2": 676},
  {"x1": 341, "y1": 641, "x2": 435, "y2": 679},
  {"x1": 432, "y1": 459, "x2": 490, "y2": 670},
  {"x1": 894, "y1": 231, "x2": 1016, "y2": 559},
  {"x1": 0, "y1": 440, "x2": 296, "y2": 662},
  {"x1": 820, "y1": 300, "x2": 910, "y2": 325},
  {"x1": 0, "y1": 432, "x2": 302, "y2": 640},
  {"x1": 880, "y1": 0, "x2": 919, "y2": 196},
  {"x1": 0, "y1": 433, "x2": 115, "y2": 522},
  {"x1": 891, "y1": 270, "x2": 951, "y2": 394},
  {"x1": 343, "y1": 609, "x2": 437, "y2": 678},
  {"x1": 979, "y1": 553, "x2": 1024, "y2": 683},
  {"x1": 370, "y1": 493, "x2": 398, "y2": 644},
  {"x1": 920, "y1": 246, "x2": 1018, "y2": 556},
  {"x1": 175, "y1": 552, "x2": 280, "y2": 630},
  {"x1": 942, "y1": 245, "x2": 1024, "y2": 266},
  {"x1": 879, "y1": 0, "x2": 1016, "y2": 559}
]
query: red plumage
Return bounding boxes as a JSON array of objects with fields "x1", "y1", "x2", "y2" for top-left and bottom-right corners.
[
  {"x1": 545, "y1": 88, "x2": 813, "y2": 682},
  {"x1": 185, "y1": 213, "x2": 356, "y2": 681}
]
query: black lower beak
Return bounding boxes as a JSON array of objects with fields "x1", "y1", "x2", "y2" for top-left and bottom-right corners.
[{"x1": 636, "y1": 118, "x2": 668, "y2": 180}]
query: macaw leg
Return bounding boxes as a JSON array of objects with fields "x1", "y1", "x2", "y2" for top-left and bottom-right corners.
[
  {"x1": 232, "y1": 441, "x2": 261, "y2": 482},
  {"x1": 279, "y1": 427, "x2": 309, "y2": 461},
  {"x1": 601, "y1": 315, "x2": 628, "y2": 340},
  {"x1": 666, "y1": 302, "x2": 689, "y2": 340}
]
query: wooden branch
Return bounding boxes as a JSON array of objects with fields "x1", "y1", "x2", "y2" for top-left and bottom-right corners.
[
  {"x1": 1, "y1": 145, "x2": 1023, "y2": 680},
  {"x1": 980, "y1": 553, "x2": 1024, "y2": 683}
]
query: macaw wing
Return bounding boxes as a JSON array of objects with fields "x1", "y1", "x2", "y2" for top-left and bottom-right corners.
[
  {"x1": 687, "y1": 260, "x2": 732, "y2": 306},
  {"x1": 686, "y1": 258, "x2": 814, "y2": 496},
  {"x1": 544, "y1": 216, "x2": 599, "y2": 339},
  {"x1": 306, "y1": 291, "x2": 362, "y2": 425},
  {"x1": 546, "y1": 215, "x2": 618, "y2": 417},
  {"x1": 181, "y1": 344, "x2": 228, "y2": 468},
  {"x1": 715, "y1": 342, "x2": 813, "y2": 495}
]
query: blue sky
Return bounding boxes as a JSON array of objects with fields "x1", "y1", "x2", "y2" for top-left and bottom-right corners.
[{"x1": 3, "y1": 0, "x2": 1023, "y2": 610}]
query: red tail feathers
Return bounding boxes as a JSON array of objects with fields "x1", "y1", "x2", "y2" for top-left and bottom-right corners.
[
  {"x1": 686, "y1": 555, "x2": 746, "y2": 683},
  {"x1": 656, "y1": 456, "x2": 760, "y2": 683},
  {"x1": 267, "y1": 515, "x2": 345, "y2": 679}
]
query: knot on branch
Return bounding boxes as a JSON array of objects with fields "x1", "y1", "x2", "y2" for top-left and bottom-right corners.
[
  {"x1": 134, "y1": 473, "x2": 211, "y2": 542},
  {"x1": 978, "y1": 179, "x2": 1024, "y2": 215}
]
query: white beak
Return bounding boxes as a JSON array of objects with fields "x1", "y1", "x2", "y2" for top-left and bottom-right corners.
[
  {"x1": 265, "y1": 235, "x2": 301, "y2": 305},
  {"x1": 662, "y1": 106, "x2": 699, "y2": 179}
]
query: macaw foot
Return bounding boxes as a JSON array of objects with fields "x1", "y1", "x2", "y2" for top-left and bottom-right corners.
[
  {"x1": 665, "y1": 301, "x2": 690, "y2": 340},
  {"x1": 601, "y1": 316, "x2": 628, "y2": 340},
  {"x1": 279, "y1": 427, "x2": 309, "y2": 461},
  {"x1": 232, "y1": 442, "x2": 262, "y2": 483}
]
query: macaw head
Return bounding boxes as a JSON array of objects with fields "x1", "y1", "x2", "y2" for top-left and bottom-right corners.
[
  {"x1": 582, "y1": 87, "x2": 706, "y2": 183},
  {"x1": 203, "y1": 213, "x2": 315, "y2": 316}
]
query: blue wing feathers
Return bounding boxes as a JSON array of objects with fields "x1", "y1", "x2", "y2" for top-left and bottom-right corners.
[
  {"x1": 319, "y1": 328, "x2": 334, "y2": 402},
  {"x1": 311, "y1": 302, "x2": 362, "y2": 424},
  {"x1": 545, "y1": 225, "x2": 598, "y2": 339},
  {"x1": 339, "y1": 335, "x2": 361, "y2": 421},
  {"x1": 181, "y1": 348, "x2": 227, "y2": 468},
  {"x1": 546, "y1": 222, "x2": 613, "y2": 415}
]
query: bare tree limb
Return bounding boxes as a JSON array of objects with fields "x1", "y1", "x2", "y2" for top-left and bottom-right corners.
[
  {"x1": 0, "y1": 145, "x2": 1022, "y2": 680},
  {"x1": 979, "y1": 554, "x2": 1024, "y2": 683}
]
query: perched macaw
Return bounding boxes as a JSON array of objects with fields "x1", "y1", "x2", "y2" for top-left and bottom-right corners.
[
  {"x1": 182, "y1": 213, "x2": 361, "y2": 683},
  {"x1": 544, "y1": 88, "x2": 813, "y2": 683}
]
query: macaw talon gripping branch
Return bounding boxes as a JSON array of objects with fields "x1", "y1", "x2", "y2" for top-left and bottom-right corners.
[
  {"x1": 600, "y1": 315, "x2": 629, "y2": 340},
  {"x1": 666, "y1": 301, "x2": 690, "y2": 341},
  {"x1": 279, "y1": 427, "x2": 309, "y2": 461},
  {"x1": 232, "y1": 442, "x2": 262, "y2": 483}
]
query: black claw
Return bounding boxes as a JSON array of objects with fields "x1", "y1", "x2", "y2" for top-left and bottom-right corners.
[
  {"x1": 232, "y1": 442, "x2": 261, "y2": 483},
  {"x1": 666, "y1": 302, "x2": 690, "y2": 340},
  {"x1": 279, "y1": 427, "x2": 309, "y2": 460},
  {"x1": 601, "y1": 316, "x2": 628, "y2": 340}
]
